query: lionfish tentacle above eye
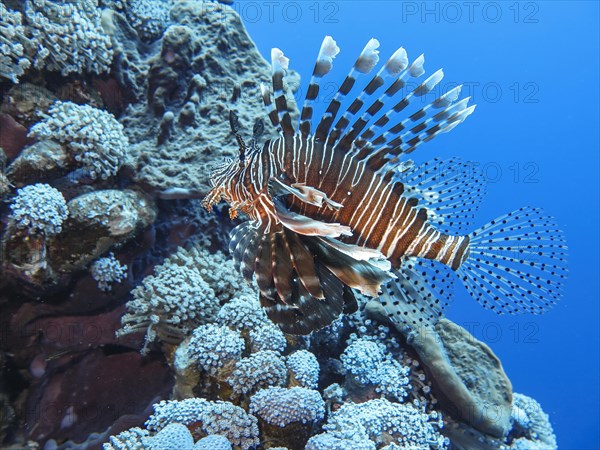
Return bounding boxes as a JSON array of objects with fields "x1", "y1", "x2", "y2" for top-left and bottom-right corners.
[{"x1": 203, "y1": 35, "x2": 568, "y2": 336}]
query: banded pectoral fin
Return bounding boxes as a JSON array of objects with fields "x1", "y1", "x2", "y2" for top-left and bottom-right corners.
[
  {"x1": 272, "y1": 195, "x2": 351, "y2": 238},
  {"x1": 273, "y1": 196, "x2": 394, "y2": 297},
  {"x1": 228, "y1": 205, "x2": 394, "y2": 334},
  {"x1": 269, "y1": 177, "x2": 344, "y2": 210}
]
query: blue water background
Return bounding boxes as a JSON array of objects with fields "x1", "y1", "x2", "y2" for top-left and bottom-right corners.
[{"x1": 239, "y1": 1, "x2": 599, "y2": 447}]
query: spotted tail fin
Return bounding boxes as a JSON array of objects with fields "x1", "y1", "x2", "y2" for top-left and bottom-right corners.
[{"x1": 457, "y1": 207, "x2": 568, "y2": 314}]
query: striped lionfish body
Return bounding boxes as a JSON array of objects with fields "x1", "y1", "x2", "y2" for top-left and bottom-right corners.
[{"x1": 203, "y1": 37, "x2": 568, "y2": 335}]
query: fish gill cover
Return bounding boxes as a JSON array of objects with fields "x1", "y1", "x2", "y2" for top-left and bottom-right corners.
[{"x1": 0, "y1": 1, "x2": 598, "y2": 449}]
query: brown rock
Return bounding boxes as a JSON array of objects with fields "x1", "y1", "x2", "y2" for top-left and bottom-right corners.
[
  {"x1": 6, "y1": 140, "x2": 72, "y2": 186},
  {"x1": 24, "y1": 349, "x2": 173, "y2": 445},
  {"x1": 49, "y1": 189, "x2": 157, "y2": 273},
  {"x1": 410, "y1": 319, "x2": 513, "y2": 438},
  {"x1": 0, "y1": 114, "x2": 28, "y2": 159},
  {"x1": 0, "y1": 83, "x2": 56, "y2": 129}
]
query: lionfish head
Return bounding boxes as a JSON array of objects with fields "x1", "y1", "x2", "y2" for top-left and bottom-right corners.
[
  {"x1": 202, "y1": 110, "x2": 264, "y2": 213},
  {"x1": 202, "y1": 157, "x2": 240, "y2": 212}
]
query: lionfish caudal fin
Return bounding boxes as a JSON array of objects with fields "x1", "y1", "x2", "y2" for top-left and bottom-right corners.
[
  {"x1": 261, "y1": 35, "x2": 475, "y2": 169},
  {"x1": 378, "y1": 207, "x2": 568, "y2": 337},
  {"x1": 457, "y1": 206, "x2": 568, "y2": 315}
]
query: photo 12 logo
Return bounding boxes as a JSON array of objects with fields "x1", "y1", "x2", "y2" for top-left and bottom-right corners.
[
  {"x1": 400, "y1": 1, "x2": 540, "y2": 24},
  {"x1": 207, "y1": 1, "x2": 341, "y2": 24}
]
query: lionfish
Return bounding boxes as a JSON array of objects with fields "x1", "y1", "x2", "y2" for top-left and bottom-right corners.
[{"x1": 202, "y1": 37, "x2": 568, "y2": 335}]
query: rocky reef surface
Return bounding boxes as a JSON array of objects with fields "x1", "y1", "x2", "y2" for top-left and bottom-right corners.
[{"x1": 0, "y1": 1, "x2": 557, "y2": 449}]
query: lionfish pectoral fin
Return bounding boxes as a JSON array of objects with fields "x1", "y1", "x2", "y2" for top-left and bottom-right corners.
[
  {"x1": 247, "y1": 224, "x2": 354, "y2": 334},
  {"x1": 395, "y1": 157, "x2": 488, "y2": 234},
  {"x1": 378, "y1": 257, "x2": 456, "y2": 338},
  {"x1": 301, "y1": 235, "x2": 394, "y2": 298},
  {"x1": 290, "y1": 183, "x2": 344, "y2": 210},
  {"x1": 269, "y1": 177, "x2": 343, "y2": 210},
  {"x1": 272, "y1": 195, "x2": 352, "y2": 238}
]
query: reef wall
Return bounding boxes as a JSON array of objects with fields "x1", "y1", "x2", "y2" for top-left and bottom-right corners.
[{"x1": 0, "y1": 1, "x2": 557, "y2": 449}]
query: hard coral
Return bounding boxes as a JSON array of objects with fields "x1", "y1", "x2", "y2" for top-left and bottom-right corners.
[
  {"x1": 145, "y1": 398, "x2": 260, "y2": 450},
  {"x1": 103, "y1": 427, "x2": 148, "y2": 450},
  {"x1": 321, "y1": 398, "x2": 448, "y2": 449},
  {"x1": 249, "y1": 323, "x2": 287, "y2": 353},
  {"x1": 126, "y1": 0, "x2": 174, "y2": 42},
  {"x1": 249, "y1": 387, "x2": 325, "y2": 428},
  {"x1": 9, "y1": 183, "x2": 68, "y2": 236},
  {"x1": 29, "y1": 101, "x2": 128, "y2": 180},
  {"x1": 509, "y1": 393, "x2": 557, "y2": 450},
  {"x1": 216, "y1": 294, "x2": 268, "y2": 332},
  {"x1": 24, "y1": 0, "x2": 113, "y2": 76},
  {"x1": 341, "y1": 337, "x2": 411, "y2": 401},
  {"x1": 90, "y1": 253, "x2": 128, "y2": 292},
  {"x1": 0, "y1": 4, "x2": 33, "y2": 83},
  {"x1": 286, "y1": 350, "x2": 320, "y2": 389},
  {"x1": 187, "y1": 323, "x2": 244, "y2": 377},
  {"x1": 141, "y1": 423, "x2": 194, "y2": 450},
  {"x1": 118, "y1": 247, "x2": 219, "y2": 353},
  {"x1": 228, "y1": 351, "x2": 287, "y2": 395}
]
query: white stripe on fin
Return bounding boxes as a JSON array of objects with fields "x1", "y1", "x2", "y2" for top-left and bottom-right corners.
[
  {"x1": 316, "y1": 35, "x2": 340, "y2": 76},
  {"x1": 271, "y1": 48, "x2": 289, "y2": 72},
  {"x1": 355, "y1": 38, "x2": 380, "y2": 73}
]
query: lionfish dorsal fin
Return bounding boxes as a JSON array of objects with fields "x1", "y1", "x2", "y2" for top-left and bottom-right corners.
[
  {"x1": 269, "y1": 48, "x2": 295, "y2": 137},
  {"x1": 324, "y1": 46, "x2": 409, "y2": 152},
  {"x1": 313, "y1": 38, "x2": 381, "y2": 143},
  {"x1": 299, "y1": 35, "x2": 340, "y2": 139}
]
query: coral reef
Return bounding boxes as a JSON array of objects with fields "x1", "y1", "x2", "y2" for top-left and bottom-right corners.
[{"x1": 0, "y1": 0, "x2": 560, "y2": 449}]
